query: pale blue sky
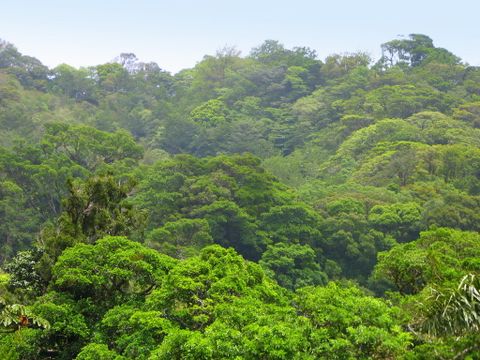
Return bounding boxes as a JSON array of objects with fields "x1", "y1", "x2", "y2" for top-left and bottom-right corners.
[{"x1": 1, "y1": 0, "x2": 479, "y2": 73}]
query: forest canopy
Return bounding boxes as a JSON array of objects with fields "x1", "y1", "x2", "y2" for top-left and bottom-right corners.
[{"x1": 0, "y1": 34, "x2": 480, "y2": 358}]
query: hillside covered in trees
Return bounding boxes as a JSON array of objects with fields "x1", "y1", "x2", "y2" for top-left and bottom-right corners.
[{"x1": 1, "y1": 34, "x2": 480, "y2": 359}]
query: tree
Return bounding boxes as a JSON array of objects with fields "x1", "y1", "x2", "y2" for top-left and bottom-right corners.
[
  {"x1": 189, "y1": 99, "x2": 229, "y2": 127},
  {"x1": 0, "y1": 39, "x2": 48, "y2": 89},
  {"x1": 373, "y1": 228, "x2": 480, "y2": 294},
  {"x1": 295, "y1": 283, "x2": 411, "y2": 359},
  {"x1": 414, "y1": 274, "x2": 480, "y2": 337},
  {"x1": 76, "y1": 343, "x2": 123, "y2": 360},
  {"x1": 95, "y1": 63, "x2": 129, "y2": 93},
  {"x1": 390, "y1": 145, "x2": 418, "y2": 186},
  {"x1": 146, "y1": 245, "x2": 285, "y2": 331},
  {"x1": 49, "y1": 64, "x2": 97, "y2": 103},
  {"x1": 41, "y1": 174, "x2": 145, "y2": 256},
  {"x1": 379, "y1": 34, "x2": 459, "y2": 68},
  {"x1": 0, "y1": 299, "x2": 49, "y2": 333},
  {"x1": 52, "y1": 236, "x2": 176, "y2": 308},
  {"x1": 259, "y1": 204, "x2": 324, "y2": 248},
  {"x1": 369, "y1": 202, "x2": 423, "y2": 242},
  {"x1": 191, "y1": 200, "x2": 264, "y2": 260},
  {"x1": 454, "y1": 101, "x2": 480, "y2": 128},
  {"x1": 42, "y1": 123, "x2": 143, "y2": 171},
  {"x1": 321, "y1": 52, "x2": 371, "y2": 79},
  {"x1": 146, "y1": 219, "x2": 213, "y2": 259},
  {"x1": 259, "y1": 242, "x2": 327, "y2": 290},
  {"x1": 4, "y1": 248, "x2": 47, "y2": 300},
  {"x1": 0, "y1": 181, "x2": 38, "y2": 261}
]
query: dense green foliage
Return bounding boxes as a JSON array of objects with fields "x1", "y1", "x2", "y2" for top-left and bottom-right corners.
[{"x1": 1, "y1": 34, "x2": 479, "y2": 358}]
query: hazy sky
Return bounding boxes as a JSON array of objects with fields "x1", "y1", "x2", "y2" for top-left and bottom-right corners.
[{"x1": 1, "y1": 0, "x2": 479, "y2": 73}]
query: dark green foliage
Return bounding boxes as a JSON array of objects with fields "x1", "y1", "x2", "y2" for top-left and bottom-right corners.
[
  {"x1": 134, "y1": 153, "x2": 298, "y2": 261},
  {"x1": 260, "y1": 242, "x2": 327, "y2": 290},
  {"x1": 369, "y1": 202, "x2": 422, "y2": 242},
  {"x1": 60, "y1": 175, "x2": 145, "y2": 243},
  {"x1": 259, "y1": 204, "x2": 324, "y2": 247},
  {"x1": 0, "y1": 181, "x2": 39, "y2": 262},
  {"x1": 4, "y1": 248, "x2": 47, "y2": 299},
  {"x1": 146, "y1": 219, "x2": 213, "y2": 259}
]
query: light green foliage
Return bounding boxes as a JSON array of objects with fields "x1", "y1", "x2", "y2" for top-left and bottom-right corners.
[
  {"x1": 0, "y1": 328, "x2": 43, "y2": 360},
  {"x1": 374, "y1": 228, "x2": 480, "y2": 357},
  {"x1": 335, "y1": 119, "x2": 421, "y2": 161},
  {"x1": 0, "y1": 237, "x2": 176, "y2": 358},
  {"x1": 92, "y1": 244, "x2": 314, "y2": 359},
  {"x1": 406, "y1": 111, "x2": 480, "y2": 146},
  {"x1": 76, "y1": 343, "x2": 124, "y2": 360},
  {"x1": 149, "y1": 300, "x2": 312, "y2": 359},
  {"x1": 454, "y1": 101, "x2": 480, "y2": 128},
  {"x1": 189, "y1": 99, "x2": 229, "y2": 127},
  {"x1": 31, "y1": 300, "x2": 90, "y2": 357},
  {"x1": 92, "y1": 245, "x2": 408, "y2": 360},
  {"x1": 146, "y1": 245, "x2": 282, "y2": 330},
  {"x1": 99, "y1": 306, "x2": 176, "y2": 359},
  {"x1": 353, "y1": 142, "x2": 422, "y2": 186},
  {"x1": 295, "y1": 283, "x2": 412, "y2": 359},
  {"x1": 52, "y1": 236, "x2": 176, "y2": 305}
]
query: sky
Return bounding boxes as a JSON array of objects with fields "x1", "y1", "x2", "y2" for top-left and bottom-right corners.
[{"x1": 1, "y1": 0, "x2": 479, "y2": 73}]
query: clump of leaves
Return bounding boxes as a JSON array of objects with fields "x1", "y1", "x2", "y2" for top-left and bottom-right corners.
[
  {"x1": 414, "y1": 274, "x2": 480, "y2": 337},
  {"x1": 0, "y1": 298, "x2": 49, "y2": 332}
]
